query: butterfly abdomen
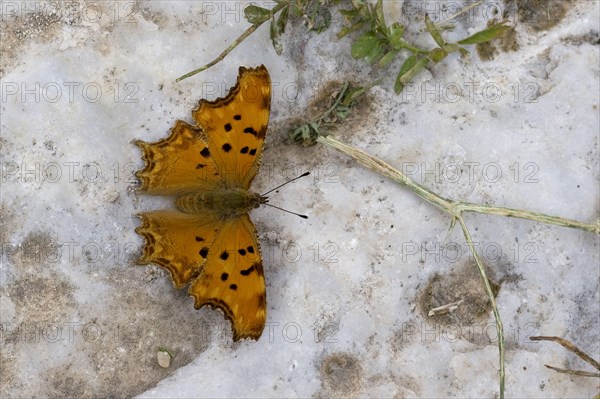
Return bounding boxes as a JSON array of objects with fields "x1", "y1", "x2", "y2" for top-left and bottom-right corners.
[{"x1": 175, "y1": 189, "x2": 267, "y2": 218}]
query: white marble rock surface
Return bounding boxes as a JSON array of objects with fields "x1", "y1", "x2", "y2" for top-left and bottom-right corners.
[{"x1": 0, "y1": 1, "x2": 598, "y2": 398}]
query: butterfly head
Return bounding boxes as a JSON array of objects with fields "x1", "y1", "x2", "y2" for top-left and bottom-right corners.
[{"x1": 250, "y1": 192, "x2": 269, "y2": 209}]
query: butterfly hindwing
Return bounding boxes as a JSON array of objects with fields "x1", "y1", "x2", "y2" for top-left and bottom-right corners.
[
  {"x1": 192, "y1": 66, "x2": 271, "y2": 189},
  {"x1": 188, "y1": 214, "x2": 266, "y2": 341},
  {"x1": 135, "y1": 210, "x2": 222, "y2": 288}
]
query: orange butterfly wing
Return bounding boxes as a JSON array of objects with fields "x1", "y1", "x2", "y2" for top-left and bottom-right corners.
[
  {"x1": 136, "y1": 211, "x2": 267, "y2": 340},
  {"x1": 135, "y1": 65, "x2": 271, "y2": 194},
  {"x1": 135, "y1": 210, "x2": 221, "y2": 288},
  {"x1": 135, "y1": 66, "x2": 271, "y2": 341},
  {"x1": 135, "y1": 120, "x2": 219, "y2": 195},
  {"x1": 188, "y1": 214, "x2": 266, "y2": 341},
  {"x1": 192, "y1": 66, "x2": 271, "y2": 189}
]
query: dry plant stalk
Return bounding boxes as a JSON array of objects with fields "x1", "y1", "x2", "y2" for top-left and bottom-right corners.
[{"x1": 530, "y1": 336, "x2": 600, "y2": 378}]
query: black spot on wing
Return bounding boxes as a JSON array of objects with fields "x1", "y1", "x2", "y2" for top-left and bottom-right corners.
[
  {"x1": 233, "y1": 114, "x2": 242, "y2": 120},
  {"x1": 224, "y1": 123, "x2": 232, "y2": 132},
  {"x1": 220, "y1": 251, "x2": 229, "y2": 260},
  {"x1": 249, "y1": 148, "x2": 256, "y2": 156},
  {"x1": 240, "y1": 146, "x2": 249, "y2": 154},
  {"x1": 243, "y1": 127, "x2": 257, "y2": 136},
  {"x1": 229, "y1": 284, "x2": 238, "y2": 291},
  {"x1": 199, "y1": 247, "x2": 209, "y2": 258},
  {"x1": 222, "y1": 143, "x2": 232, "y2": 153},
  {"x1": 221, "y1": 272, "x2": 229, "y2": 281},
  {"x1": 200, "y1": 147, "x2": 210, "y2": 158}
]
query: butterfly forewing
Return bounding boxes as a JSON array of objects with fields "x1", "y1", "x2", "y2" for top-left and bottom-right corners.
[
  {"x1": 135, "y1": 120, "x2": 220, "y2": 195},
  {"x1": 192, "y1": 66, "x2": 271, "y2": 189}
]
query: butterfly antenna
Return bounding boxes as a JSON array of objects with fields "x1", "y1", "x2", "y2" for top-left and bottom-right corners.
[
  {"x1": 260, "y1": 171, "x2": 310, "y2": 219},
  {"x1": 261, "y1": 171, "x2": 310, "y2": 196},
  {"x1": 264, "y1": 203, "x2": 308, "y2": 219}
]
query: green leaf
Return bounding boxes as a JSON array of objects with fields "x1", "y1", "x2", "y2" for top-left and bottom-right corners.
[
  {"x1": 364, "y1": 42, "x2": 384, "y2": 64},
  {"x1": 291, "y1": 1, "x2": 304, "y2": 16},
  {"x1": 397, "y1": 55, "x2": 418, "y2": 78},
  {"x1": 394, "y1": 76, "x2": 405, "y2": 94},
  {"x1": 309, "y1": 122, "x2": 320, "y2": 134},
  {"x1": 290, "y1": 123, "x2": 319, "y2": 146},
  {"x1": 338, "y1": 26, "x2": 352, "y2": 39},
  {"x1": 270, "y1": 19, "x2": 283, "y2": 55},
  {"x1": 269, "y1": 4, "x2": 289, "y2": 55},
  {"x1": 335, "y1": 105, "x2": 351, "y2": 119},
  {"x1": 374, "y1": 0, "x2": 386, "y2": 30},
  {"x1": 401, "y1": 57, "x2": 430, "y2": 83},
  {"x1": 425, "y1": 14, "x2": 445, "y2": 47},
  {"x1": 339, "y1": 9, "x2": 359, "y2": 18},
  {"x1": 244, "y1": 5, "x2": 271, "y2": 24},
  {"x1": 458, "y1": 22, "x2": 511, "y2": 45},
  {"x1": 311, "y1": 8, "x2": 332, "y2": 33},
  {"x1": 338, "y1": 21, "x2": 366, "y2": 39},
  {"x1": 351, "y1": 31, "x2": 378, "y2": 59},
  {"x1": 394, "y1": 55, "x2": 416, "y2": 94},
  {"x1": 341, "y1": 86, "x2": 366, "y2": 107},
  {"x1": 388, "y1": 23, "x2": 404, "y2": 50},
  {"x1": 378, "y1": 50, "x2": 399, "y2": 67},
  {"x1": 394, "y1": 56, "x2": 429, "y2": 93},
  {"x1": 428, "y1": 47, "x2": 447, "y2": 63},
  {"x1": 276, "y1": 4, "x2": 289, "y2": 33}
]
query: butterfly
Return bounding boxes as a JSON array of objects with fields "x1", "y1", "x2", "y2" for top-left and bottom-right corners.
[{"x1": 135, "y1": 65, "x2": 271, "y2": 341}]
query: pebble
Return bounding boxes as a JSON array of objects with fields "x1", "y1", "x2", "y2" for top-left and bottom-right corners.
[{"x1": 157, "y1": 350, "x2": 171, "y2": 368}]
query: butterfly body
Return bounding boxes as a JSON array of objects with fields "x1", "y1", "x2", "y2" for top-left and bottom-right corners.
[
  {"x1": 134, "y1": 66, "x2": 271, "y2": 341},
  {"x1": 175, "y1": 190, "x2": 268, "y2": 219}
]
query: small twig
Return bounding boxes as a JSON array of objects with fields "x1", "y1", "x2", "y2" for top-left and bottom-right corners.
[
  {"x1": 543, "y1": 365, "x2": 600, "y2": 378},
  {"x1": 176, "y1": 2, "x2": 288, "y2": 82},
  {"x1": 456, "y1": 203, "x2": 599, "y2": 234},
  {"x1": 530, "y1": 336, "x2": 600, "y2": 371},
  {"x1": 428, "y1": 299, "x2": 464, "y2": 316},
  {"x1": 445, "y1": 0, "x2": 485, "y2": 21},
  {"x1": 316, "y1": 135, "x2": 452, "y2": 211},
  {"x1": 457, "y1": 216, "x2": 505, "y2": 397}
]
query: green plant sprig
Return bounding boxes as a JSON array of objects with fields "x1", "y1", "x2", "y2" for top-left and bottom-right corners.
[
  {"x1": 340, "y1": 0, "x2": 510, "y2": 93},
  {"x1": 176, "y1": 0, "x2": 510, "y2": 94},
  {"x1": 290, "y1": 81, "x2": 368, "y2": 146}
]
